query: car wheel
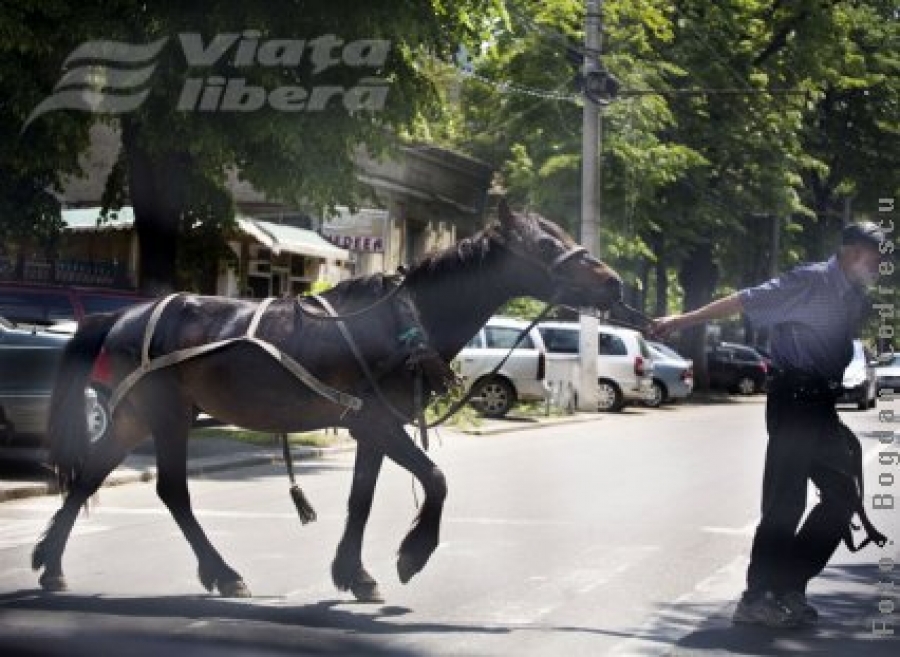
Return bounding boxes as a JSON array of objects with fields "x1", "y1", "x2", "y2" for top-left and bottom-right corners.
[
  {"x1": 472, "y1": 377, "x2": 516, "y2": 418},
  {"x1": 597, "y1": 379, "x2": 624, "y2": 412},
  {"x1": 644, "y1": 381, "x2": 666, "y2": 408},
  {"x1": 736, "y1": 376, "x2": 756, "y2": 395},
  {"x1": 87, "y1": 387, "x2": 111, "y2": 443}
]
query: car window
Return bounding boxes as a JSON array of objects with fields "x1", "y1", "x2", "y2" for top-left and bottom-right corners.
[
  {"x1": 598, "y1": 332, "x2": 627, "y2": 356},
  {"x1": 0, "y1": 291, "x2": 75, "y2": 324},
  {"x1": 80, "y1": 294, "x2": 143, "y2": 315},
  {"x1": 539, "y1": 327, "x2": 579, "y2": 354},
  {"x1": 485, "y1": 326, "x2": 535, "y2": 350},
  {"x1": 637, "y1": 337, "x2": 651, "y2": 359},
  {"x1": 465, "y1": 331, "x2": 484, "y2": 349}
]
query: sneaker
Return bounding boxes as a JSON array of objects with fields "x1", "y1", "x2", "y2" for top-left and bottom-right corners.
[
  {"x1": 732, "y1": 591, "x2": 802, "y2": 628},
  {"x1": 779, "y1": 591, "x2": 819, "y2": 625}
]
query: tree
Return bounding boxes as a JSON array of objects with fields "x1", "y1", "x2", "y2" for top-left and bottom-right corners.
[{"x1": 3, "y1": 0, "x2": 501, "y2": 293}]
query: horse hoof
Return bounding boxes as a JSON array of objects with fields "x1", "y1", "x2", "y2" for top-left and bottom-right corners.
[
  {"x1": 218, "y1": 579, "x2": 252, "y2": 598},
  {"x1": 39, "y1": 573, "x2": 68, "y2": 592},
  {"x1": 397, "y1": 553, "x2": 423, "y2": 585},
  {"x1": 351, "y1": 579, "x2": 384, "y2": 604}
]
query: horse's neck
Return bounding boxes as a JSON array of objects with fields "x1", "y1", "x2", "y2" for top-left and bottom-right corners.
[{"x1": 409, "y1": 261, "x2": 524, "y2": 360}]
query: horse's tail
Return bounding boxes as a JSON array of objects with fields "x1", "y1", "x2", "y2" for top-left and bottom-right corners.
[{"x1": 47, "y1": 312, "x2": 118, "y2": 491}]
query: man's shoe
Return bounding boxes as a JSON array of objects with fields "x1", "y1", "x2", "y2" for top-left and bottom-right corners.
[
  {"x1": 732, "y1": 591, "x2": 802, "y2": 628},
  {"x1": 779, "y1": 591, "x2": 819, "y2": 625}
]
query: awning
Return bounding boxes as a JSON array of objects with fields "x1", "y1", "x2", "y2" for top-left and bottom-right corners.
[
  {"x1": 60, "y1": 207, "x2": 349, "y2": 262},
  {"x1": 62, "y1": 207, "x2": 135, "y2": 231},
  {"x1": 237, "y1": 217, "x2": 350, "y2": 261}
]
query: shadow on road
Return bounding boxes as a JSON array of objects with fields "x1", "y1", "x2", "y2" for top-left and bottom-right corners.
[
  {"x1": 602, "y1": 562, "x2": 898, "y2": 655},
  {"x1": 0, "y1": 588, "x2": 509, "y2": 656}
]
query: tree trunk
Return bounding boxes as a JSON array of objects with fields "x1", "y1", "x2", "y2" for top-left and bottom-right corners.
[
  {"x1": 121, "y1": 118, "x2": 182, "y2": 296},
  {"x1": 678, "y1": 242, "x2": 719, "y2": 390}
]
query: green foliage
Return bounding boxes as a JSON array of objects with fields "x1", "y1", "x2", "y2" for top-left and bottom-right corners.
[{"x1": 2, "y1": 0, "x2": 503, "y2": 291}]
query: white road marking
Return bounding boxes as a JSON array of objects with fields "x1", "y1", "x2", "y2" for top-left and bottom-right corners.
[
  {"x1": 0, "y1": 517, "x2": 110, "y2": 550},
  {"x1": 700, "y1": 519, "x2": 758, "y2": 536}
]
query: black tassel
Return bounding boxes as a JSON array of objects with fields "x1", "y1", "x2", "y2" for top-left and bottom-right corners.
[{"x1": 290, "y1": 484, "x2": 317, "y2": 524}]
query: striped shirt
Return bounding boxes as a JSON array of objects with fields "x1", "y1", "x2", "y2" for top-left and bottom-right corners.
[{"x1": 738, "y1": 256, "x2": 868, "y2": 380}]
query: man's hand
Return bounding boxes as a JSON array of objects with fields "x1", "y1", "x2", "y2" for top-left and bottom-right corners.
[{"x1": 650, "y1": 315, "x2": 685, "y2": 339}]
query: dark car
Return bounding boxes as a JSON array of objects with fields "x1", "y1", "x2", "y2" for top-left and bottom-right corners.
[
  {"x1": 706, "y1": 342, "x2": 769, "y2": 395},
  {"x1": 0, "y1": 284, "x2": 150, "y2": 443},
  {"x1": 0, "y1": 316, "x2": 105, "y2": 445}
]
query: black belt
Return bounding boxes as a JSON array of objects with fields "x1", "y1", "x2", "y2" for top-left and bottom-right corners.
[{"x1": 768, "y1": 369, "x2": 841, "y2": 400}]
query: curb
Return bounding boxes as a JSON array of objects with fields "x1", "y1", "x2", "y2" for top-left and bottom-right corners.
[
  {"x1": 456, "y1": 412, "x2": 604, "y2": 436},
  {"x1": 0, "y1": 444, "x2": 358, "y2": 504}
]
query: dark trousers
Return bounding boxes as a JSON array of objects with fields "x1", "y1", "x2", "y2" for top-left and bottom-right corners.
[{"x1": 745, "y1": 376, "x2": 857, "y2": 596}]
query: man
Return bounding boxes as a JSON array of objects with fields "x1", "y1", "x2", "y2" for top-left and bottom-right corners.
[{"x1": 652, "y1": 222, "x2": 886, "y2": 628}]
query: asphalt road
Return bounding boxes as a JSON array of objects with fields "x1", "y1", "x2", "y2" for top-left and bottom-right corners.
[{"x1": 1, "y1": 397, "x2": 898, "y2": 656}]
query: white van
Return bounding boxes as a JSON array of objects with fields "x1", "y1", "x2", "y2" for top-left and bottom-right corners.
[
  {"x1": 537, "y1": 321, "x2": 654, "y2": 412},
  {"x1": 456, "y1": 317, "x2": 549, "y2": 418}
]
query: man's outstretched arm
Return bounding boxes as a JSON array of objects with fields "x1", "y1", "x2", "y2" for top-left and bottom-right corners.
[{"x1": 651, "y1": 293, "x2": 743, "y2": 339}]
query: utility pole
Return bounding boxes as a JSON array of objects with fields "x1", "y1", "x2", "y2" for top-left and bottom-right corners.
[{"x1": 577, "y1": 0, "x2": 602, "y2": 411}]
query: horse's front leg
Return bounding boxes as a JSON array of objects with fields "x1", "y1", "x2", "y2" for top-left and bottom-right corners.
[
  {"x1": 333, "y1": 440, "x2": 385, "y2": 603},
  {"x1": 371, "y1": 420, "x2": 447, "y2": 585}
]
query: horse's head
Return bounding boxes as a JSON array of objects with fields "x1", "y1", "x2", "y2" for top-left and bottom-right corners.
[{"x1": 494, "y1": 199, "x2": 623, "y2": 311}]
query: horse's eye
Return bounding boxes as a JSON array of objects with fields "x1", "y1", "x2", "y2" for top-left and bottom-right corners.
[{"x1": 537, "y1": 237, "x2": 561, "y2": 257}]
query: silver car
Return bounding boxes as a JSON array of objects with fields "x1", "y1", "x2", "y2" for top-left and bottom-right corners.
[
  {"x1": 645, "y1": 341, "x2": 694, "y2": 407},
  {"x1": 456, "y1": 317, "x2": 549, "y2": 418}
]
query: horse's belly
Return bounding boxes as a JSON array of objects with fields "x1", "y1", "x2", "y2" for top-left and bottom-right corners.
[{"x1": 179, "y1": 344, "x2": 356, "y2": 433}]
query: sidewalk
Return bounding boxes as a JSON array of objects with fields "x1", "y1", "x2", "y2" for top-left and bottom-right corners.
[
  {"x1": 0, "y1": 412, "x2": 606, "y2": 503},
  {"x1": 0, "y1": 436, "x2": 356, "y2": 503}
]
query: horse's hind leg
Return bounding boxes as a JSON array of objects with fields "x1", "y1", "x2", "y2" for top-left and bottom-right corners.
[
  {"x1": 332, "y1": 441, "x2": 385, "y2": 602},
  {"x1": 149, "y1": 390, "x2": 250, "y2": 598},
  {"x1": 33, "y1": 407, "x2": 146, "y2": 591}
]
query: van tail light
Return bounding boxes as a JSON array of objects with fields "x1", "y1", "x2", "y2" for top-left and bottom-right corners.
[
  {"x1": 537, "y1": 351, "x2": 546, "y2": 380},
  {"x1": 634, "y1": 356, "x2": 646, "y2": 377},
  {"x1": 682, "y1": 366, "x2": 694, "y2": 381},
  {"x1": 759, "y1": 361, "x2": 768, "y2": 374}
]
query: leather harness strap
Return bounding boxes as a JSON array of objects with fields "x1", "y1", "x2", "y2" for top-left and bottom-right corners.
[{"x1": 108, "y1": 294, "x2": 363, "y2": 417}]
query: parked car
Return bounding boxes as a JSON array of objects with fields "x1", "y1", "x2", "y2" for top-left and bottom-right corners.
[
  {"x1": 0, "y1": 315, "x2": 106, "y2": 445},
  {"x1": 875, "y1": 352, "x2": 900, "y2": 395},
  {"x1": 456, "y1": 316, "x2": 549, "y2": 418},
  {"x1": 0, "y1": 284, "x2": 150, "y2": 439},
  {"x1": 645, "y1": 341, "x2": 694, "y2": 407},
  {"x1": 537, "y1": 321, "x2": 654, "y2": 412},
  {"x1": 706, "y1": 342, "x2": 768, "y2": 394},
  {"x1": 0, "y1": 282, "x2": 146, "y2": 326},
  {"x1": 836, "y1": 340, "x2": 878, "y2": 410}
]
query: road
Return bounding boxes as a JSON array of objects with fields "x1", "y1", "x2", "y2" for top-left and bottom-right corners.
[{"x1": 1, "y1": 397, "x2": 898, "y2": 656}]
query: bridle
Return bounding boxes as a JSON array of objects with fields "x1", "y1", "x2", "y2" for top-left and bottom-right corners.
[
  {"x1": 497, "y1": 237, "x2": 592, "y2": 286},
  {"x1": 498, "y1": 235, "x2": 655, "y2": 333}
]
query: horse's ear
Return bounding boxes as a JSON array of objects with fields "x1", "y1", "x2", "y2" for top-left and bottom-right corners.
[{"x1": 498, "y1": 198, "x2": 515, "y2": 229}]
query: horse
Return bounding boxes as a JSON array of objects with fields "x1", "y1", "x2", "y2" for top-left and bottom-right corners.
[{"x1": 33, "y1": 199, "x2": 623, "y2": 603}]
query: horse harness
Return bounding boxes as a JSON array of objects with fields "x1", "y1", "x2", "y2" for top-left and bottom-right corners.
[{"x1": 107, "y1": 293, "x2": 366, "y2": 418}]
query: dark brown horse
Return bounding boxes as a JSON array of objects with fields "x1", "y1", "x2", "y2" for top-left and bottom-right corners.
[{"x1": 34, "y1": 200, "x2": 622, "y2": 602}]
